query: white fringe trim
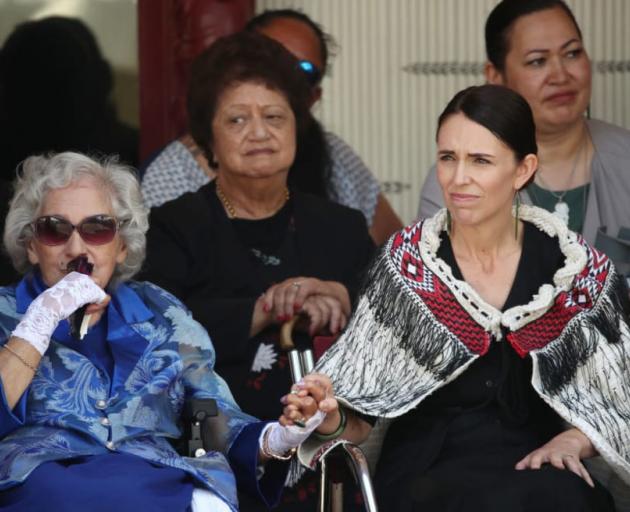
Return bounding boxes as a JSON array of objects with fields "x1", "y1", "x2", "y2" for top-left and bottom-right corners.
[{"x1": 419, "y1": 205, "x2": 588, "y2": 337}]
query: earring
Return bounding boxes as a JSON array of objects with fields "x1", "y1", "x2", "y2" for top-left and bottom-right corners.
[
  {"x1": 446, "y1": 209, "x2": 452, "y2": 235},
  {"x1": 514, "y1": 191, "x2": 521, "y2": 240}
]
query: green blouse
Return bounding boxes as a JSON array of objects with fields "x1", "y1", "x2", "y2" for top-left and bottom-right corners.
[{"x1": 526, "y1": 182, "x2": 590, "y2": 234}]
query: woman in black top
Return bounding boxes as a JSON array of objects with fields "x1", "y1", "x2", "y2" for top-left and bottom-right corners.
[
  {"x1": 142, "y1": 32, "x2": 373, "y2": 510},
  {"x1": 288, "y1": 85, "x2": 629, "y2": 511}
]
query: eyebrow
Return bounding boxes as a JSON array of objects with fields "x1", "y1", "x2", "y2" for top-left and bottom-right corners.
[
  {"x1": 437, "y1": 150, "x2": 495, "y2": 159},
  {"x1": 525, "y1": 38, "x2": 581, "y2": 56},
  {"x1": 469, "y1": 152, "x2": 495, "y2": 159}
]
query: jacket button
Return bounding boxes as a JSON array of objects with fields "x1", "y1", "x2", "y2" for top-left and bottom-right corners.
[
  {"x1": 485, "y1": 380, "x2": 494, "y2": 388},
  {"x1": 106, "y1": 441, "x2": 116, "y2": 450},
  {"x1": 100, "y1": 417, "x2": 111, "y2": 427},
  {"x1": 95, "y1": 399, "x2": 107, "y2": 410}
]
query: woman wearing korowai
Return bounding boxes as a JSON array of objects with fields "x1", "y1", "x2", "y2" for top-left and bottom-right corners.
[
  {"x1": 419, "y1": 0, "x2": 630, "y2": 257},
  {"x1": 0, "y1": 153, "x2": 325, "y2": 512},
  {"x1": 141, "y1": 32, "x2": 374, "y2": 510},
  {"x1": 284, "y1": 85, "x2": 630, "y2": 511}
]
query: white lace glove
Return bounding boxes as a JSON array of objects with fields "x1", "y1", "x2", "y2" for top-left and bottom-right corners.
[
  {"x1": 261, "y1": 410, "x2": 326, "y2": 458},
  {"x1": 12, "y1": 272, "x2": 107, "y2": 355}
]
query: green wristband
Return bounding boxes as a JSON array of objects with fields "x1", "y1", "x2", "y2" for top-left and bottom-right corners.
[{"x1": 312, "y1": 406, "x2": 347, "y2": 441}]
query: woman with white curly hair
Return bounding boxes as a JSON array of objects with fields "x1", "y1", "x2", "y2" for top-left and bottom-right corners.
[{"x1": 0, "y1": 152, "x2": 323, "y2": 512}]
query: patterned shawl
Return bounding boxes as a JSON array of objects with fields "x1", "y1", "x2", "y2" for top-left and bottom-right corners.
[{"x1": 314, "y1": 205, "x2": 630, "y2": 484}]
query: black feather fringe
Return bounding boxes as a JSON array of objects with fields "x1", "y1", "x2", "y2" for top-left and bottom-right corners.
[
  {"x1": 538, "y1": 267, "x2": 630, "y2": 393},
  {"x1": 316, "y1": 244, "x2": 473, "y2": 417}
]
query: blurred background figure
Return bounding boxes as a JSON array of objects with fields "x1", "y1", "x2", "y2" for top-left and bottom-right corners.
[{"x1": 0, "y1": 16, "x2": 139, "y2": 177}]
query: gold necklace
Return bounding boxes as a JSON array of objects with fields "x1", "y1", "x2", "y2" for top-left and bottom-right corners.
[{"x1": 215, "y1": 183, "x2": 290, "y2": 219}]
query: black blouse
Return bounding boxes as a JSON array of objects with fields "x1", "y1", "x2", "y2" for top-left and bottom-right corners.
[{"x1": 373, "y1": 222, "x2": 568, "y2": 486}]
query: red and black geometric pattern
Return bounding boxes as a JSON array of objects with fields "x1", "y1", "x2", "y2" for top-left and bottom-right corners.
[
  {"x1": 389, "y1": 224, "x2": 491, "y2": 355},
  {"x1": 508, "y1": 237, "x2": 611, "y2": 357}
]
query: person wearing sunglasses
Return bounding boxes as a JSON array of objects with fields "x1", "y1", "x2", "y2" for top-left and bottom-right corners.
[
  {"x1": 141, "y1": 32, "x2": 374, "y2": 511},
  {"x1": 248, "y1": 9, "x2": 404, "y2": 245},
  {"x1": 140, "y1": 9, "x2": 402, "y2": 246},
  {"x1": 0, "y1": 152, "x2": 327, "y2": 512}
]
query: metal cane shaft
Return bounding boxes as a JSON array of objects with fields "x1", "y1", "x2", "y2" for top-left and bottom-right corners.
[{"x1": 288, "y1": 350, "x2": 304, "y2": 383}]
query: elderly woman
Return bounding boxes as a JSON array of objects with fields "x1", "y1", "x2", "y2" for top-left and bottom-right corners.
[
  {"x1": 289, "y1": 85, "x2": 629, "y2": 511},
  {"x1": 0, "y1": 152, "x2": 323, "y2": 512},
  {"x1": 141, "y1": 10, "x2": 403, "y2": 246},
  {"x1": 419, "y1": 0, "x2": 630, "y2": 262},
  {"x1": 141, "y1": 31, "x2": 373, "y2": 510}
]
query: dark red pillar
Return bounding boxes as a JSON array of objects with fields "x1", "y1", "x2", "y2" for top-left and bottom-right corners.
[{"x1": 138, "y1": 0, "x2": 255, "y2": 162}]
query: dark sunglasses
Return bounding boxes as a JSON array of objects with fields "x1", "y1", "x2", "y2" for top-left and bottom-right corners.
[
  {"x1": 31, "y1": 215, "x2": 124, "y2": 246},
  {"x1": 298, "y1": 60, "x2": 322, "y2": 86}
]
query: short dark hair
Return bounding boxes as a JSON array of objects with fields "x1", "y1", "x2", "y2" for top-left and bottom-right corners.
[
  {"x1": 437, "y1": 85, "x2": 537, "y2": 163},
  {"x1": 245, "y1": 8, "x2": 337, "y2": 76},
  {"x1": 188, "y1": 31, "x2": 312, "y2": 167},
  {"x1": 187, "y1": 31, "x2": 330, "y2": 196},
  {"x1": 485, "y1": 0, "x2": 583, "y2": 71}
]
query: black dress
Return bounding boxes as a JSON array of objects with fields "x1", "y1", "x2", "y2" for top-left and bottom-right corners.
[{"x1": 373, "y1": 223, "x2": 615, "y2": 511}]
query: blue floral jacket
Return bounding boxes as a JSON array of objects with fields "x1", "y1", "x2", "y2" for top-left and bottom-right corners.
[{"x1": 0, "y1": 275, "x2": 285, "y2": 511}]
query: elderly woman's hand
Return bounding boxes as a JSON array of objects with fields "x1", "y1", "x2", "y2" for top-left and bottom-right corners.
[
  {"x1": 261, "y1": 277, "x2": 350, "y2": 329},
  {"x1": 12, "y1": 272, "x2": 108, "y2": 355},
  {"x1": 515, "y1": 427, "x2": 597, "y2": 487},
  {"x1": 299, "y1": 295, "x2": 347, "y2": 336},
  {"x1": 280, "y1": 374, "x2": 340, "y2": 432}
]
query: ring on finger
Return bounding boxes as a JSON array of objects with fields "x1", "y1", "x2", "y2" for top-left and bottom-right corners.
[
  {"x1": 292, "y1": 281, "x2": 301, "y2": 289},
  {"x1": 290, "y1": 389, "x2": 300, "y2": 395}
]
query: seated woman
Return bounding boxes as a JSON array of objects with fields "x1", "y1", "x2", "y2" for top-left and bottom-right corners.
[
  {"x1": 0, "y1": 152, "x2": 323, "y2": 512},
  {"x1": 289, "y1": 85, "x2": 630, "y2": 511},
  {"x1": 141, "y1": 9, "x2": 403, "y2": 246},
  {"x1": 419, "y1": 0, "x2": 630, "y2": 263},
  {"x1": 141, "y1": 31, "x2": 374, "y2": 509}
]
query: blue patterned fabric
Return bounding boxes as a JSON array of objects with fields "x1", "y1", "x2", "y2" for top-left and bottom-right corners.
[{"x1": 0, "y1": 274, "x2": 277, "y2": 511}]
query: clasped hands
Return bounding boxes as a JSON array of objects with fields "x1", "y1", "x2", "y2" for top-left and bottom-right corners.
[
  {"x1": 254, "y1": 277, "x2": 351, "y2": 337},
  {"x1": 279, "y1": 374, "x2": 342, "y2": 437}
]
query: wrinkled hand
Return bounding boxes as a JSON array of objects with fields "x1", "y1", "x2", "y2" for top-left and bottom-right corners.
[
  {"x1": 12, "y1": 272, "x2": 107, "y2": 355},
  {"x1": 280, "y1": 374, "x2": 340, "y2": 435},
  {"x1": 515, "y1": 428, "x2": 596, "y2": 487},
  {"x1": 261, "y1": 277, "x2": 350, "y2": 323},
  {"x1": 299, "y1": 295, "x2": 347, "y2": 336}
]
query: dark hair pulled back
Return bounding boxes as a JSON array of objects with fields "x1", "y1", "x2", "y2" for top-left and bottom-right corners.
[
  {"x1": 485, "y1": 0, "x2": 582, "y2": 71},
  {"x1": 437, "y1": 84, "x2": 537, "y2": 162}
]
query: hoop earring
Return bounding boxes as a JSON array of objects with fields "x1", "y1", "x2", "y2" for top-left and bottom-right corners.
[
  {"x1": 514, "y1": 191, "x2": 521, "y2": 240},
  {"x1": 446, "y1": 210, "x2": 452, "y2": 235}
]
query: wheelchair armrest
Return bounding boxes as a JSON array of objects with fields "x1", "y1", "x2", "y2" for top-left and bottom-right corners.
[
  {"x1": 183, "y1": 398, "x2": 218, "y2": 422},
  {"x1": 182, "y1": 398, "x2": 219, "y2": 458}
]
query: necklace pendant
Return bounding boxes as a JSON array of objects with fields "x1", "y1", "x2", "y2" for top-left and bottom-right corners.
[{"x1": 553, "y1": 201, "x2": 570, "y2": 225}]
